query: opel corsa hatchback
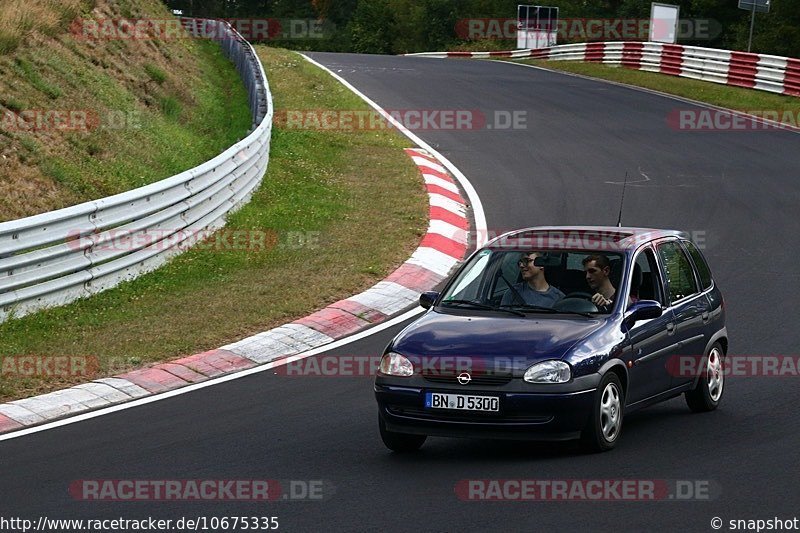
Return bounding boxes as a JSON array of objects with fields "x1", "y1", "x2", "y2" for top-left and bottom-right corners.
[{"x1": 375, "y1": 227, "x2": 727, "y2": 452}]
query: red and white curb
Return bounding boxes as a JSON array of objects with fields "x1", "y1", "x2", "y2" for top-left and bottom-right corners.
[{"x1": 0, "y1": 148, "x2": 470, "y2": 435}]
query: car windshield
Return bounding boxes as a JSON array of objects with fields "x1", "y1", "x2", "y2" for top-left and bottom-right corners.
[{"x1": 438, "y1": 248, "x2": 626, "y2": 316}]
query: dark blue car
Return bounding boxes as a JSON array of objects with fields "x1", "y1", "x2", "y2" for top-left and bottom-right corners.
[{"x1": 375, "y1": 227, "x2": 727, "y2": 452}]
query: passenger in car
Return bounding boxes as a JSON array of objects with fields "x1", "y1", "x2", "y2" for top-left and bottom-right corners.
[
  {"x1": 501, "y1": 251, "x2": 565, "y2": 307},
  {"x1": 583, "y1": 254, "x2": 630, "y2": 311}
]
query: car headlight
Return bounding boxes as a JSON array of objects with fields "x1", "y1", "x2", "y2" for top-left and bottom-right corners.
[
  {"x1": 379, "y1": 352, "x2": 414, "y2": 377},
  {"x1": 524, "y1": 360, "x2": 571, "y2": 383}
]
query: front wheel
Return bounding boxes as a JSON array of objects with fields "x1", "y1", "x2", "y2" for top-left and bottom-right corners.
[
  {"x1": 379, "y1": 414, "x2": 426, "y2": 452},
  {"x1": 685, "y1": 343, "x2": 725, "y2": 412},
  {"x1": 580, "y1": 372, "x2": 624, "y2": 453}
]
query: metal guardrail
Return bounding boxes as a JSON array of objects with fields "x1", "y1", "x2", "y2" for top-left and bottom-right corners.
[
  {"x1": 0, "y1": 19, "x2": 273, "y2": 323},
  {"x1": 407, "y1": 41, "x2": 800, "y2": 98}
]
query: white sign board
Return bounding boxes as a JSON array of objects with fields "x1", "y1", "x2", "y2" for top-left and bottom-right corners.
[
  {"x1": 516, "y1": 29, "x2": 557, "y2": 49},
  {"x1": 517, "y1": 5, "x2": 559, "y2": 50},
  {"x1": 738, "y1": 0, "x2": 770, "y2": 13},
  {"x1": 649, "y1": 3, "x2": 680, "y2": 44}
]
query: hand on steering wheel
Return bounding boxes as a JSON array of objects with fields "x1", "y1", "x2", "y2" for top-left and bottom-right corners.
[{"x1": 590, "y1": 293, "x2": 613, "y2": 307}]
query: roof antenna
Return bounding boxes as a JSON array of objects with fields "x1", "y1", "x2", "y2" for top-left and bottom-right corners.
[{"x1": 616, "y1": 171, "x2": 629, "y2": 227}]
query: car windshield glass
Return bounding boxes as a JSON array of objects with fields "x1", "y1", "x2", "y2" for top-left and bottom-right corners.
[{"x1": 439, "y1": 248, "x2": 626, "y2": 315}]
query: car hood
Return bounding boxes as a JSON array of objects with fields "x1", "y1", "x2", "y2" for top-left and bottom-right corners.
[{"x1": 391, "y1": 310, "x2": 606, "y2": 365}]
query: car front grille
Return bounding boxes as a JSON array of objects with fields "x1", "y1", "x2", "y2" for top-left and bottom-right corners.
[{"x1": 421, "y1": 370, "x2": 513, "y2": 386}]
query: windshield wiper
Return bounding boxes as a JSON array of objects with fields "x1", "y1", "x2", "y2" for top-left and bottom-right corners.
[
  {"x1": 502, "y1": 304, "x2": 559, "y2": 314},
  {"x1": 504, "y1": 304, "x2": 600, "y2": 318},
  {"x1": 555, "y1": 310, "x2": 598, "y2": 318},
  {"x1": 441, "y1": 299, "x2": 525, "y2": 317}
]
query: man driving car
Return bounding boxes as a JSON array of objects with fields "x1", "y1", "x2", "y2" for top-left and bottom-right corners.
[{"x1": 582, "y1": 254, "x2": 627, "y2": 311}]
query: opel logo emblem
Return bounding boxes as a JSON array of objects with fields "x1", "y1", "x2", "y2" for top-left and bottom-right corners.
[{"x1": 457, "y1": 372, "x2": 472, "y2": 385}]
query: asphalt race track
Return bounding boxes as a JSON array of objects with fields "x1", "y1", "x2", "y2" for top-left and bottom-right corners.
[{"x1": 1, "y1": 53, "x2": 799, "y2": 532}]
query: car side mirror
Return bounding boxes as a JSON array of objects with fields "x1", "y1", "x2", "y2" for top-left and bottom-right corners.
[
  {"x1": 623, "y1": 300, "x2": 662, "y2": 329},
  {"x1": 419, "y1": 291, "x2": 439, "y2": 310}
]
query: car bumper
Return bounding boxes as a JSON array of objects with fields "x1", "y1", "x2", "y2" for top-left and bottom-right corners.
[{"x1": 375, "y1": 379, "x2": 597, "y2": 441}]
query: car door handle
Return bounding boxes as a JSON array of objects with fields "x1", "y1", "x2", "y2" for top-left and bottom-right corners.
[
  {"x1": 702, "y1": 311, "x2": 710, "y2": 322},
  {"x1": 666, "y1": 322, "x2": 675, "y2": 333}
]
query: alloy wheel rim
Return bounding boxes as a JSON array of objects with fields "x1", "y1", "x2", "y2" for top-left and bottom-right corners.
[
  {"x1": 707, "y1": 347, "x2": 724, "y2": 402},
  {"x1": 599, "y1": 382, "x2": 622, "y2": 441}
]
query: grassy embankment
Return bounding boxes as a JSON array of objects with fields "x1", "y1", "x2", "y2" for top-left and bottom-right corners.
[
  {"x1": 0, "y1": 0, "x2": 252, "y2": 220},
  {"x1": 0, "y1": 8, "x2": 427, "y2": 400}
]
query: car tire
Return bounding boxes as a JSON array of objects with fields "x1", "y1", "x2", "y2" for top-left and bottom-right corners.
[
  {"x1": 580, "y1": 372, "x2": 624, "y2": 453},
  {"x1": 685, "y1": 342, "x2": 725, "y2": 412},
  {"x1": 379, "y1": 414, "x2": 426, "y2": 452}
]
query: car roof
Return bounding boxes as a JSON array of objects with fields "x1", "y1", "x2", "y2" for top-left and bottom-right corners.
[{"x1": 484, "y1": 226, "x2": 689, "y2": 252}]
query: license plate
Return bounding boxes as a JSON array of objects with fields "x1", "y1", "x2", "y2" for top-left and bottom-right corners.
[{"x1": 425, "y1": 392, "x2": 499, "y2": 412}]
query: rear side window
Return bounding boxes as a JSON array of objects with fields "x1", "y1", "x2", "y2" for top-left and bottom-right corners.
[
  {"x1": 682, "y1": 240, "x2": 713, "y2": 290},
  {"x1": 657, "y1": 241, "x2": 699, "y2": 304}
]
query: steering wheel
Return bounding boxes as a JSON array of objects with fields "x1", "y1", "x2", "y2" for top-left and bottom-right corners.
[
  {"x1": 555, "y1": 292, "x2": 601, "y2": 313},
  {"x1": 564, "y1": 291, "x2": 594, "y2": 300}
]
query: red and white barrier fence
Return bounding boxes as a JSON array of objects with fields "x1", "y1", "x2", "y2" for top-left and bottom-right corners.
[{"x1": 406, "y1": 42, "x2": 800, "y2": 98}]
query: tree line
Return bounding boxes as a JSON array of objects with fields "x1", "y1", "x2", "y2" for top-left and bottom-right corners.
[{"x1": 162, "y1": 0, "x2": 800, "y2": 58}]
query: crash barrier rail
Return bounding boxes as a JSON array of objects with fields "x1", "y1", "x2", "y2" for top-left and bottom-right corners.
[
  {"x1": 0, "y1": 18, "x2": 272, "y2": 323},
  {"x1": 407, "y1": 41, "x2": 800, "y2": 97}
]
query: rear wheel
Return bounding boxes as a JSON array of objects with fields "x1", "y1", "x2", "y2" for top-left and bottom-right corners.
[
  {"x1": 580, "y1": 372, "x2": 624, "y2": 453},
  {"x1": 379, "y1": 414, "x2": 426, "y2": 452},
  {"x1": 685, "y1": 343, "x2": 725, "y2": 412}
]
